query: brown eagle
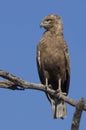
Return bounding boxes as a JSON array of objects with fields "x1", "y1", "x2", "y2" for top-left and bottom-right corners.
[{"x1": 36, "y1": 14, "x2": 70, "y2": 119}]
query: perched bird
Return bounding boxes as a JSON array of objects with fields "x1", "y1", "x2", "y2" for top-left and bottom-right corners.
[{"x1": 36, "y1": 14, "x2": 70, "y2": 119}]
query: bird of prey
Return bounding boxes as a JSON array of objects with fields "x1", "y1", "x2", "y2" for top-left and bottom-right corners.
[{"x1": 36, "y1": 14, "x2": 70, "y2": 119}]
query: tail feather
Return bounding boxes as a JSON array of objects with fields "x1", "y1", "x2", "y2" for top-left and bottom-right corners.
[
  {"x1": 54, "y1": 100, "x2": 66, "y2": 119},
  {"x1": 47, "y1": 94, "x2": 66, "y2": 119}
]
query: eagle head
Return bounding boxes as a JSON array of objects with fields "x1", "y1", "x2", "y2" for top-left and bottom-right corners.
[{"x1": 40, "y1": 14, "x2": 62, "y2": 31}]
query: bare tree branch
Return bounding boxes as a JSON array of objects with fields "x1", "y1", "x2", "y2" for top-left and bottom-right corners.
[
  {"x1": 0, "y1": 70, "x2": 86, "y2": 130},
  {"x1": 71, "y1": 98, "x2": 85, "y2": 130},
  {"x1": 0, "y1": 80, "x2": 24, "y2": 90},
  {"x1": 0, "y1": 70, "x2": 86, "y2": 111},
  {"x1": 0, "y1": 80, "x2": 15, "y2": 88}
]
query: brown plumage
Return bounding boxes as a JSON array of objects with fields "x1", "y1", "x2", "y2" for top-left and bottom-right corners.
[{"x1": 36, "y1": 14, "x2": 70, "y2": 119}]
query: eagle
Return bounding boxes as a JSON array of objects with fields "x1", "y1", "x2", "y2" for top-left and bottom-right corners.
[{"x1": 36, "y1": 14, "x2": 70, "y2": 119}]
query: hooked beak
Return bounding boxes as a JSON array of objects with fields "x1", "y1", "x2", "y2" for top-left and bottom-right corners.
[{"x1": 40, "y1": 22, "x2": 44, "y2": 28}]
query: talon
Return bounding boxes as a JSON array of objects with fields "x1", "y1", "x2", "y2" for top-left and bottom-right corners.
[
  {"x1": 45, "y1": 85, "x2": 47, "y2": 90},
  {"x1": 48, "y1": 84, "x2": 52, "y2": 89},
  {"x1": 57, "y1": 91, "x2": 67, "y2": 99},
  {"x1": 62, "y1": 92, "x2": 67, "y2": 96},
  {"x1": 57, "y1": 92, "x2": 61, "y2": 99}
]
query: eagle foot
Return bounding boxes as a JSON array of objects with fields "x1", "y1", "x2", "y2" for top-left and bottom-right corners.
[
  {"x1": 54, "y1": 89, "x2": 67, "y2": 99},
  {"x1": 45, "y1": 84, "x2": 52, "y2": 91},
  {"x1": 45, "y1": 78, "x2": 52, "y2": 91},
  {"x1": 48, "y1": 84, "x2": 52, "y2": 89}
]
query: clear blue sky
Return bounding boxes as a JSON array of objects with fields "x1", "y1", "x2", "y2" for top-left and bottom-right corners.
[{"x1": 0, "y1": 0, "x2": 86, "y2": 130}]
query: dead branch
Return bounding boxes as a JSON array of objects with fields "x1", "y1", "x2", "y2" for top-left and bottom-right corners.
[
  {"x1": 71, "y1": 98, "x2": 85, "y2": 130},
  {"x1": 0, "y1": 70, "x2": 86, "y2": 110},
  {"x1": 0, "y1": 70, "x2": 86, "y2": 130}
]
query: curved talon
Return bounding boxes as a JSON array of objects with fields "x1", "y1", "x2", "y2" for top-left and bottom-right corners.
[
  {"x1": 48, "y1": 84, "x2": 52, "y2": 89},
  {"x1": 45, "y1": 84, "x2": 52, "y2": 91},
  {"x1": 54, "y1": 89, "x2": 67, "y2": 99},
  {"x1": 45, "y1": 85, "x2": 48, "y2": 91},
  {"x1": 57, "y1": 92, "x2": 66, "y2": 98},
  {"x1": 57, "y1": 92, "x2": 61, "y2": 99}
]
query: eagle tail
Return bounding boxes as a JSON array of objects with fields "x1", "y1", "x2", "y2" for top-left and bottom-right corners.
[{"x1": 51, "y1": 99, "x2": 66, "y2": 119}]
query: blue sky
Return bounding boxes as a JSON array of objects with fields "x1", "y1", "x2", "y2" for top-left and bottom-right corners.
[{"x1": 0, "y1": 0, "x2": 86, "y2": 130}]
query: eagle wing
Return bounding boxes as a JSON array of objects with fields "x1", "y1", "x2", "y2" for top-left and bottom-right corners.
[
  {"x1": 63, "y1": 41, "x2": 70, "y2": 94},
  {"x1": 36, "y1": 41, "x2": 45, "y2": 84}
]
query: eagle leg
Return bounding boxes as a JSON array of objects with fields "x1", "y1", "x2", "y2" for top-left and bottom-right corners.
[
  {"x1": 45, "y1": 78, "x2": 49, "y2": 91},
  {"x1": 45, "y1": 78, "x2": 52, "y2": 94},
  {"x1": 54, "y1": 78, "x2": 66, "y2": 98},
  {"x1": 45, "y1": 78, "x2": 48, "y2": 86},
  {"x1": 58, "y1": 78, "x2": 61, "y2": 92}
]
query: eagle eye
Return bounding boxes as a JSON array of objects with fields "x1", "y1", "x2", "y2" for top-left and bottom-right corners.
[{"x1": 46, "y1": 19, "x2": 52, "y2": 22}]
